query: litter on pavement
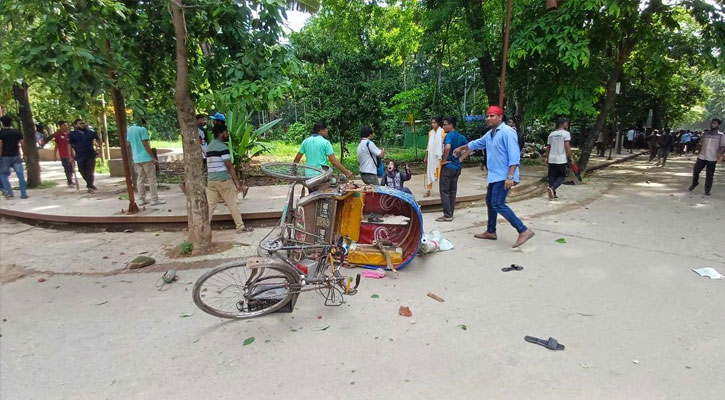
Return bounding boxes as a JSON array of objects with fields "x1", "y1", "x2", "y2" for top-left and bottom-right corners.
[
  {"x1": 361, "y1": 269, "x2": 385, "y2": 279},
  {"x1": 524, "y1": 335, "x2": 565, "y2": 351},
  {"x1": 420, "y1": 230, "x2": 454, "y2": 254},
  {"x1": 692, "y1": 267, "x2": 723, "y2": 280}
]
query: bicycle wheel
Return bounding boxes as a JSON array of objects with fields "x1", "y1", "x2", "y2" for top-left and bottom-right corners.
[
  {"x1": 260, "y1": 162, "x2": 326, "y2": 181},
  {"x1": 193, "y1": 260, "x2": 299, "y2": 319}
]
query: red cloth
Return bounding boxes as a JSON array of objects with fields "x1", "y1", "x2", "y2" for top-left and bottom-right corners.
[
  {"x1": 54, "y1": 131, "x2": 71, "y2": 159},
  {"x1": 486, "y1": 106, "x2": 504, "y2": 116}
]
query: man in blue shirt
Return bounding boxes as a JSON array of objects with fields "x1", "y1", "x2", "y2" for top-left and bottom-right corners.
[
  {"x1": 436, "y1": 116, "x2": 468, "y2": 222},
  {"x1": 453, "y1": 106, "x2": 535, "y2": 248},
  {"x1": 127, "y1": 119, "x2": 166, "y2": 206},
  {"x1": 69, "y1": 118, "x2": 101, "y2": 193}
]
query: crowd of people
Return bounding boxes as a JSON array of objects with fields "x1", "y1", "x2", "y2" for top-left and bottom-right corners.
[{"x1": 1, "y1": 109, "x2": 722, "y2": 237}]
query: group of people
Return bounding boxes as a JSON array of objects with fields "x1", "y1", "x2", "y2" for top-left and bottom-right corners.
[
  {"x1": 292, "y1": 107, "x2": 537, "y2": 248},
  {"x1": 0, "y1": 116, "x2": 100, "y2": 198}
]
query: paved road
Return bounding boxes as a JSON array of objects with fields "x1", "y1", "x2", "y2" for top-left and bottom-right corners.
[{"x1": 1, "y1": 155, "x2": 723, "y2": 399}]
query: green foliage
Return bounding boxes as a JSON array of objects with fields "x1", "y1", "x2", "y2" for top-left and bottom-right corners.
[
  {"x1": 227, "y1": 110, "x2": 280, "y2": 164},
  {"x1": 283, "y1": 122, "x2": 311, "y2": 143},
  {"x1": 181, "y1": 241, "x2": 194, "y2": 255}
]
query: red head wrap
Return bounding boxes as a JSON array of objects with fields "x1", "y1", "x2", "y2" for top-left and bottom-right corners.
[{"x1": 486, "y1": 106, "x2": 504, "y2": 116}]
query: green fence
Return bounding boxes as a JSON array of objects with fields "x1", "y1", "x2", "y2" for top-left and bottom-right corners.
[{"x1": 402, "y1": 124, "x2": 428, "y2": 149}]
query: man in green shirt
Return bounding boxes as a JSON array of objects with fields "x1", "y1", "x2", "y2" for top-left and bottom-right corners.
[
  {"x1": 207, "y1": 124, "x2": 252, "y2": 233},
  {"x1": 126, "y1": 119, "x2": 165, "y2": 205},
  {"x1": 293, "y1": 123, "x2": 353, "y2": 179}
]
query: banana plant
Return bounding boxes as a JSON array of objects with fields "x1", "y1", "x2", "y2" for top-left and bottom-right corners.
[{"x1": 226, "y1": 109, "x2": 281, "y2": 164}]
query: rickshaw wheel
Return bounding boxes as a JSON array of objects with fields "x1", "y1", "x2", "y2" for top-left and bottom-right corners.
[{"x1": 193, "y1": 260, "x2": 298, "y2": 319}]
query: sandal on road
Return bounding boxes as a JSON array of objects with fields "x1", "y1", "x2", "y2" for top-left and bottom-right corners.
[{"x1": 525, "y1": 336, "x2": 565, "y2": 351}]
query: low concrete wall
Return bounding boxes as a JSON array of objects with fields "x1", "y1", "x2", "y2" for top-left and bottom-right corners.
[
  {"x1": 109, "y1": 148, "x2": 174, "y2": 177},
  {"x1": 39, "y1": 147, "x2": 126, "y2": 161}
]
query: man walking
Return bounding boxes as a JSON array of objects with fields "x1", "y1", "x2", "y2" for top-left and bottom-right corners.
[
  {"x1": 679, "y1": 130, "x2": 692, "y2": 155},
  {"x1": 626, "y1": 127, "x2": 636, "y2": 153},
  {"x1": 356, "y1": 125, "x2": 385, "y2": 222},
  {"x1": 69, "y1": 118, "x2": 100, "y2": 192},
  {"x1": 646, "y1": 129, "x2": 660, "y2": 162},
  {"x1": 127, "y1": 119, "x2": 166, "y2": 206},
  {"x1": 453, "y1": 106, "x2": 535, "y2": 248},
  {"x1": 543, "y1": 117, "x2": 573, "y2": 200},
  {"x1": 437, "y1": 116, "x2": 468, "y2": 222},
  {"x1": 53, "y1": 120, "x2": 75, "y2": 188},
  {"x1": 655, "y1": 128, "x2": 674, "y2": 167},
  {"x1": 293, "y1": 123, "x2": 353, "y2": 179},
  {"x1": 207, "y1": 124, "x2": 252, "y2": 233},
  {"x1": 0, "y1": 116, "x2": 28, "y2": 199},
  {"x1": 689, "y1": 118, "x2": 725, "y2": 196}
]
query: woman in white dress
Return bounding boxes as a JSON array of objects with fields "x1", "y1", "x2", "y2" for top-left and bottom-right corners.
[{"x1": 423, "y1": 117, "x2": 445, "y2": 198}]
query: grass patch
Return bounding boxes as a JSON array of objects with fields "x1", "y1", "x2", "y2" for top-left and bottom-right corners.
[
  {"x1": 15, "y1": 181, "x2": 57, "y2": 190},
  {"x1": 95, "y1": 159, "x2": 110, "y2": 174},
  {"x1": 151, "y1": 140, "x2": 183, "y2": 149},
  {"x1": 181, "y1": 240, "x2": 194, "y2": 255}
]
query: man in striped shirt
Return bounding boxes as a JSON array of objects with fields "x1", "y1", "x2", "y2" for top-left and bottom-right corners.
[{"x1": 206, "y1": 124, "x2": 253, "y2": 233}]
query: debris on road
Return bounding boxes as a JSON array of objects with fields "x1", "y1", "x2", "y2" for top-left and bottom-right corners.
[
  {"x1": 502, "y1": 264, "x2": 524, "y2": 272},
  {"x1": 458, "y1": 324, "x2": 467, "y2": 331},
  {"x1": 555, "y1": 238, "x2": 567, "y2": 244},
  {"x1": 180, "y1": 313, "x2": 193, "y2": 318},
  {"x1": 243, "y1": 337, "x2": 255, "y2": 346},
  {"x1": 692, "y1": 267, "x2": 723, "y2": 280},
  {"x1": 95, "y1": 301, "x2": 109, "y2": 306},
  {"x1": 37, "y1": 277, "x2": 46, "y2": 283},
  {"x1": 156, "y1": 269, "x2": 178, "y2": 291},
  {"x1": 420, "y1": 230, "x2": 454, "y2": 254},
  {"x1": 632, "y1": 359, "x2": 639, "y2": 365},
  {"x1": 127, "y1": 256, "x2": 155, "y2": 270},
  {"x1": 362, "y1": 269, "x2": 385, "y2": 279},
  {"x1": 426, "y1": 292, "x2": 445, "y2": 302},
  {"x1": 371, "y1": 294, "x2": 380, "y2": 299},
  {"x1": 398, "y1": 306, "x2": 412, "y2": 317},
  {"x1": 524, "y1": 335, "x2": 565, "y2": 351}
]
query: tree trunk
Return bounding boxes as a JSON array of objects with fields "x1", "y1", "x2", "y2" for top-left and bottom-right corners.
[
  {"x1": 477, "y1": 54, "x2": 499, "y2": 106},
  {"x1": 101, "y1": 94, "x2": 111, "y2": 160},
  {"x1": 12, "y1": 82, "x2": 41, "y2": 188},
  {"x1": 576, "y1": 38, "x2": 634, "y2": 173},
  {"x1": 106, "y1": 40, "x2": 139, "y2": 213},
  {"x1": 171, "y1": 0, "x2": 212, "y2": 252}
]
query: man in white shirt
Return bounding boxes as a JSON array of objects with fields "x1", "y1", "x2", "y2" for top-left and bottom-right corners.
[
  {"x1": 689, "y1": 118, "x2": 725, "y2": 196},
  {"x1": 626, "y1": 127, "x2": 636, "y2": 153},
  {"x1": 356, "y1": 125, "x2": 385, "y2": 222},
  {"x1": 543, "y1": 117, "x2": 573, "y2": 200}
]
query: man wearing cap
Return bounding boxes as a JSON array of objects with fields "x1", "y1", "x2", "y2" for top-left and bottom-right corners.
[
  {"x1": 452, "y1": 106, "x2": 535, "y2": 248},
  {"x1": 543, "y1": 117, "x2": 573, "y2": 200}
]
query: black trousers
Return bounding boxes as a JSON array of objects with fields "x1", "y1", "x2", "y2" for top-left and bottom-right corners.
[
  {"x1": 77, "y1": 157, "x2": 96, "y2": 188},
  {"x1": 439, "y1": 167, "x2": 461, "y2": 218},
  {"x1": 692, "y1": 159, "x2": 716, "y2": 193},
  {"x1": 61, "y1": 158, "x2": 73, "y2": 185},
  {"x1": 648, "y1": 144, "x2": 658, "y2": 162},
  {"x1": 548, "y1": 163, "x2": 568, "y2": 192}
]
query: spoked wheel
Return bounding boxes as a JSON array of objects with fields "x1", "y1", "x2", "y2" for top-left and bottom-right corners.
[
  {"x1": 193, "y1": 260, "x2": 299, "y2": 319},
  {"x1": 260, "y1": 162, "x2": 327, "y2": 181}
]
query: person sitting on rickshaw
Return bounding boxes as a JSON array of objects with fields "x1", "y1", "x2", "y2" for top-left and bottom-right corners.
[{"x1": 380, "y1": 160, "x2": 412, "y2": 195}]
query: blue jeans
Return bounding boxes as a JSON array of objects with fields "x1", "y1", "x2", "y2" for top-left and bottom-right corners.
[
  {"x1": 0, "y1": 156, "x2": 28, "y2": 198},
  {"x1": 486, "y1": 180, "x2": 527, "y2": 234}
]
